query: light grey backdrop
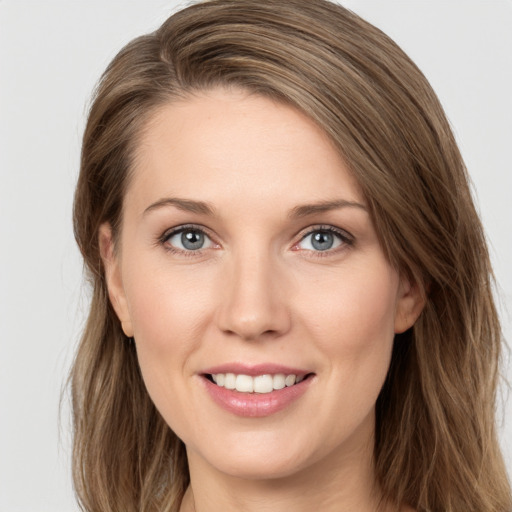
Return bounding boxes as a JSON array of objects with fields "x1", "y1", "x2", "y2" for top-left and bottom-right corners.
[{"x1": 1, "y1": 1, "x2": 511, "y2": 511}]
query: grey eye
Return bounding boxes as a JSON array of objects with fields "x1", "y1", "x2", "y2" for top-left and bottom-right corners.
[
  {"x1": 298, "y1": 230, "x2": 343, "y2": 252},
  {"x1": 311, "y1": 231, "x2": 334, "y2": 251},
  {"x1": 181, "y1": 230, "x2": 205, "y2": 250},
  {"x1": 167, "y1": 228, "x2": 212, "y2": 251}
]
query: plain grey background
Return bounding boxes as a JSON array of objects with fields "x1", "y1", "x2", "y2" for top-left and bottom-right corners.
[{"x1": 1, "y1": 1, "x2": 511, "y2": 510}]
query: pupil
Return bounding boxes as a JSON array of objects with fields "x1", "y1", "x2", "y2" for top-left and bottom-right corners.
[
  {"x1": 181, "y1": 230, "x2": 204, "y2": 250},
  {"x1": 311, "y1": 231, "x2": 333, "y2": 251}
]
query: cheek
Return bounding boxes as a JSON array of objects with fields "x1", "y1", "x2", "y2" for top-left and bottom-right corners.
[
  {"x1": 306, "y1": 261, "x2": 398, "y2": 339},
  {"x1": 124, "y1": 258, "x2": 213, "y2": 353},
  {"x1": 296, "y1": 262, "x2": 399, "y2": 443},
  {"x1": 119, "y1": 266, "x2": 207, "y2": 429},
  {"x1": 122, "y1": 262, "x2": 213, "y2": 426},
  {"x1": 300, "y1": 260, "x2": 399, "y2": 394}
]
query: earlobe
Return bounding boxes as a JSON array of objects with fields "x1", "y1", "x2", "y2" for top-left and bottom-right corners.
[
  {"x1": 98, "y1": 223, "x2": 134, "y2": 338},
  {"x1": 394, "y1": 276, "x2": 426, "y2": 334}
]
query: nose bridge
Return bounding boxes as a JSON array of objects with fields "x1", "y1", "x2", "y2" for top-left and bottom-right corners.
[{"x1": 216, "y1": 241, "x2": 290, "y2": 340}]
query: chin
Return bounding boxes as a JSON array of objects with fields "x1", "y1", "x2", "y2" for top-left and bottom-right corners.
[
  {"x1": 206, "y1": 451, "x2": 309, "y2": 481},
  {"x1": 185, "y1": 427, "x2": 335, "y2": 482}
]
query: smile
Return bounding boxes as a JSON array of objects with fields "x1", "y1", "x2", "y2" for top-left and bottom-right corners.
[
  {"x1": 209, "y1": 373, "x2": 306, "y2": 394},
  {"x1": 201, "y1": 367, "x2": 315, "y2": 417}
]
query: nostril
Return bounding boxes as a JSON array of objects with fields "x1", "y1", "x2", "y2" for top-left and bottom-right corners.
[{"x1": 215, "y1": 281, "x2": 292, "y2": 341}]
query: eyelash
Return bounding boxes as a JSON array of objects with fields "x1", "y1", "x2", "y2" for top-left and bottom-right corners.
[
  {"x1": 157, "y1": 224, "x2": 354, "y2": 257},
  {"x1": 158, "y1": 224, "x2": 216, "y2": 257},
  {"x1": 294, "y1": 225, "x2": 354, "y2": 258}
]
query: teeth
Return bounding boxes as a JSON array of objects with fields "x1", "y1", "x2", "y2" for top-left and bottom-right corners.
[
  {"x1": 210, "y1": 373, "x2": 305, "y2": 394},
  {"x1": 235, "y1": 374, "x2": 253, "y2": 393},
  {"x1": 273, "y1": 373, "x2": 286, "y2": 390},
  {"x1": 224, "y1": 373, "x2": 236, "y2": 390},
  {"x1": 285, "y1": 374, "x2": 296, "y2": 387},
  {"x1": 254, "y1": 374, "x2": 273, "y2": 393}
]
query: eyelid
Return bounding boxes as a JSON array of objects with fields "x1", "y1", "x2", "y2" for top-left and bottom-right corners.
[
  {"x1": 158, "y1": 223, "x2": 219, "y2": 254},
  {"x1": 157, "y1": 223, "x2": 353, "y2": 256},
  {"x1": 292, "y1": 224, "x2": 354, "y2": 253}
]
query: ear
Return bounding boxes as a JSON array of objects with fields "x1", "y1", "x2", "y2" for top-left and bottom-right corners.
[
  {"x1": 394, "y1": 275, "x2": 426, "y2": 334},
  {"x1": 98, "y1": 223, "x2": 134, "y2": 337}
]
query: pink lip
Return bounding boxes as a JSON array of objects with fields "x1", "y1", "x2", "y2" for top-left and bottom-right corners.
[
  {"x1": 202, "y1": 363, "x2": 310, "y2": 377},
  {"x1": 200, "y1": 364, "x2": 314, "y2": 418}
]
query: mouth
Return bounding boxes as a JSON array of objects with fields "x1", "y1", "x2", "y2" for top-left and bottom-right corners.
[{"x1": 204, "y1": 372, "x2": 314, "y2": 394}]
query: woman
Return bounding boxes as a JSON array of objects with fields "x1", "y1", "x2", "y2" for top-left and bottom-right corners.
[{"x1": 71, "y1": 0, "x2": 512, "y2": 511}]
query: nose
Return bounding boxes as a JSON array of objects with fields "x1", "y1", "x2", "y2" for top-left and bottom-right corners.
[{"x1": 215, "y1": 250, "x2": 291, "y2": 341}]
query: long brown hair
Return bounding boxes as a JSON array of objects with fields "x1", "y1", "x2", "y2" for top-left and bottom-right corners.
[{"x1": 71, "y1": 1, "x2": 512, "y2": 510}]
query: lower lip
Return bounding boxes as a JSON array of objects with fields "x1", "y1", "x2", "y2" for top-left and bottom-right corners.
[{"x1": 202, "y1": 376, "x2": 313, "y2": 417}]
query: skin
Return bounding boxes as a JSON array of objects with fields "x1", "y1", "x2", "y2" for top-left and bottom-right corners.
[{"x1": 100, "y1": 88, "x2": 424, "y2": 512}]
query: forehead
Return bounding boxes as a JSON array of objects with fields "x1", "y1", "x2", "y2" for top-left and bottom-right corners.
[{"x1": 127, "y1": 88, "x2": 364, "y2": 215}]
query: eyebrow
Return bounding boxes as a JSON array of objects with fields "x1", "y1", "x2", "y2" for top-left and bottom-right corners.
[
  {"x1": 143, "y1": 197, "x2": 367, "y2": 218},
  {"x1": 143, "y1": 197, "x2": 216, "y2": 216},
  {"x1": 289, "y1": 199, "x2": 367, "y2": 218}
]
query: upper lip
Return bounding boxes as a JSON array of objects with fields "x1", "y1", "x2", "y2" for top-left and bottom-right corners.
[{"x1": 201, "y1": 363, "x2": 312, "y2": 377}]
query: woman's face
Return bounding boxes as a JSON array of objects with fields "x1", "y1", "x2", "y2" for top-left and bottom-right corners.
[{"x1": 102, "y1": 88, "x2": 422, "y2": 480}]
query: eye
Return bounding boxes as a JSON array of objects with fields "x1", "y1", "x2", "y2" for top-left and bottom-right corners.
[
  {"x1": 296, "y1": 227, "x2": 351, "y2": 253},
  {"x1": 162, "y1": 226, "x2": 215, "y2": 252}
]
